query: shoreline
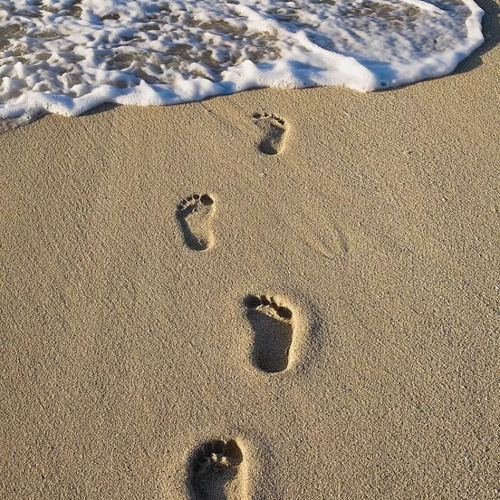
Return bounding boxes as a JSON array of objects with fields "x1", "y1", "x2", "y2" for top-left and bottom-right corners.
[
  {"x1": 0, "y1": 1, "x2": 498, "y2": 498},
  {"x1": 0, "y1": 0, "x2": 493, "y2": 128}
]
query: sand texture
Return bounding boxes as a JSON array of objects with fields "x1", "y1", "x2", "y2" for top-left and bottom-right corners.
[{"x1": 1, "y1": 2, "x2": 499, "y2": 498}]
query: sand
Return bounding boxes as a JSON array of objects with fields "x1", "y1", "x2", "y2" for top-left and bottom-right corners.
[{"x1": 1, "y1": 2, "x2": 499, "y2": 499}]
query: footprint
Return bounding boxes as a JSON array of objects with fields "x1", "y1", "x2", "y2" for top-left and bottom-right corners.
[
  {"x1": 253, "y1": 113, "x2": 287, "y2": 155},
  {"x1": 176, "y1": 194, "x2": 215, "y2": 251},
  {"x1": 189, "y1": 439, "x2": 246, "y2": 500},
  {"x1": 244, "y1": 295, "x2": 295, "y2": 373}
]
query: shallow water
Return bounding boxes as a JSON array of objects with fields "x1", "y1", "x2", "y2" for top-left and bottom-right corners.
[{"x1": 0, "y1": 0, "x2": 484, "y2": 127}]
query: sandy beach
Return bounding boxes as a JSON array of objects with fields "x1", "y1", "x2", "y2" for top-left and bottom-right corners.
[{"x1": 1, "y1": 1, "x2": 499, "y2": 499}]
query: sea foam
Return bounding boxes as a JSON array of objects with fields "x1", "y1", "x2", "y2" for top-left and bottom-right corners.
[{"x1": 0, "y1": 0, "x2": 484, "y2": 127}]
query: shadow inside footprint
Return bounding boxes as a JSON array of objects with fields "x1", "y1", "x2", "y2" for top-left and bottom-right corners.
[
  {"x1": 176, "y1": 194, "x2": 215, "y2": 251},
  {"x1": 189, "y1": 439, "x2": 245, "y2": 500},
  {"x1": 244, "y1": 295, "x2": 294, "y2": 373},
  {"x1": 253, "y1": 113, "x2": 287, "y2": 155}
]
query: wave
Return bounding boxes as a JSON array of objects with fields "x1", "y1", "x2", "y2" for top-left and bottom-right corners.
[{"x1": 0, "y1": 0, "x2": 484, "y2": 127}]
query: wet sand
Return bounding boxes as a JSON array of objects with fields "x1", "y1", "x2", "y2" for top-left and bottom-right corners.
[{"x1": 1, "y1": 2, "x2": 499, "y2": 498}]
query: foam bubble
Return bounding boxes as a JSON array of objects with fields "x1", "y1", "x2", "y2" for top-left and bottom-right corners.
[{"x1": 0, "y1": 0, "x2": 484, "y2": 127}]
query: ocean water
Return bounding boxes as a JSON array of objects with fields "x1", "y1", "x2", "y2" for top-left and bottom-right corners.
[{"x1": 0, "y1": 0, "x2": 484, "y2": 127}]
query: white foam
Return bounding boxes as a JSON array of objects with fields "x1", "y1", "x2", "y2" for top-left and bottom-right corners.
[{"x1": 0, "y1": 0, "x2": 484, "y2": 125}]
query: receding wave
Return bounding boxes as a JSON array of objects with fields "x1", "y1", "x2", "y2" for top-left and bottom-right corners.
[{"x1": 0, "y1": 0, "x2": 484, "y2": 129}]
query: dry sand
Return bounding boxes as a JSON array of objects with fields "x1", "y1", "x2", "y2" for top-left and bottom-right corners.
[{"x1": 1, "y1": 2, "x2": 499, "y2": 498}]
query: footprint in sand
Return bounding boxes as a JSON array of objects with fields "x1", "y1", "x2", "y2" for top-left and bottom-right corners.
[
  {"x1": 244, "y1": 295, "x2": 295, "y2": 373},
  {"x1": 176, "y1": 194, "x2": 215, "y2": 251},
  {"x1": 253, "y1": 113, "x2": 288, "y2": 155},
  {"x1": 189, "y1": 439, "x2": 246, "y2": 500}
]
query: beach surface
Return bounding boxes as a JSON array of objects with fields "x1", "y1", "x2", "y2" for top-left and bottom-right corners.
[{"x1": 1, "y1": 2, "x2": 499, "y2": 498}]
